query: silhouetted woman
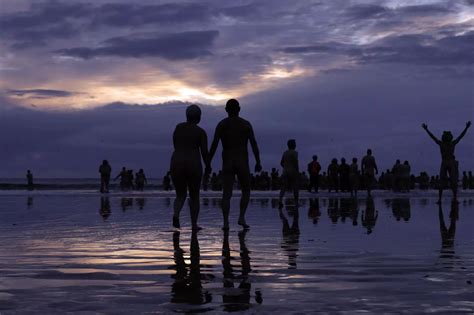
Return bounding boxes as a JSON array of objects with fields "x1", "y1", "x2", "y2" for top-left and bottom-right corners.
[
  {"x1": 170, "y1": 105, "x2": 210, "y2": 230},
  {"x1": 422, "y1": 121, "x2": 471, "y2": 203}
]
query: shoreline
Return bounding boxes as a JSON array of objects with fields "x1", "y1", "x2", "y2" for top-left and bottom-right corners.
[{"x1": 1, "y1": 189, "x2": 474, "y2": 198}]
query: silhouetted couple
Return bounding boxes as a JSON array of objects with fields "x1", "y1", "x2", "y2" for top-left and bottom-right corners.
[{"x1": 170, "y1": 99, "x2": 261, "y2": 230}]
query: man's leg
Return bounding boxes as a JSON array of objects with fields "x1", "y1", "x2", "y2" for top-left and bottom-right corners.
[
  {"x1": 315, "y1": 175, "x2": 319, "y2": 193},
  {"x1": 222, "y1": 170, "x2": 234, "y2": 230},
  {"x1": 292, "y1": 176, "x2": 299, "y2": 207},
  {"x1": 236, "y1": 165, "x2": 251, "y2": 228}
]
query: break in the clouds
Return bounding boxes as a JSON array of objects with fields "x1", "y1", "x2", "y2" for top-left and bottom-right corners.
[{"x1": 1, "y1": 0, "x2": 472, "y2": 108}]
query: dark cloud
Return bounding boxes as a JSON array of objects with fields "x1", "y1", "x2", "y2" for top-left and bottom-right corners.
[
  {"x1": 398, "y1": 4, "x2": 452, "y2": 15},
  {"x1": 6, "y1": 89, "x2": 76, "y2": 98},
  {"x1": 55, "y1": 31, "x2": 219, "y2": 60},
  {"x1": 343, "y1": 4, "x2": 388, "y2": 19},
  {"x1": 343, "y1": 3, "x2": 452, "y2": 20},
  {"x1": 89, "y1": 3, "x2": 212, "y2": 27},
  {"x1": 0, "y1": 1, "x2": 90, "y2": 47},
  {"x1": 356, "y1": 32, "x2": 474, "y2": 66},
  {"x1": 280, "y1": 32, "x2": 474, "y2": 67}
]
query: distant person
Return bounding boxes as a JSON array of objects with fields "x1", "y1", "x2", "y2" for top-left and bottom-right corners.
[
  {"x1": 209, "y1": 99, "x2": 262, "y2": 230},
  {"x1": 349, "y1": 158, "x2": 359, "y2": 197},
  {"x1": 271, "y1": 168, "x2": 280, "y2": 190},
  {"x1": 170, "y1": 105, "x2": 210, "y2": 230},
  {"x1": 462, "y1": 171, "x2": 468, "y2": 190},
  {"x1": 422, "y1": 121, "x2": 471, "y2": 202},
  {"x1": 278, "y1": 139, "x2": 299, "y2": 208},
  {"x1": 327, "y1": 158, "x2": 339, "y2": 192},
  {"x1": 392, "y1": 160, "x2": 402, "y2": 191},
  {"x1": 307, "y1": 155, "x2": 321, "y2": 193},
  {"x1": 338, "y1": 158, "x2": 350, "y2": 192},
  {"x1": 135, "y1": 169, "x2": 147, "y2": 191},
  {"x1": 126, "y1": 170, "x2": 134, "y2": 190},
  {"x1": 469, "y1": 171, "x2": 474, "y2": 190},
  {"x1": 26, "y1": 170, "x2": 34, "y2": 190},
  {"x1": 361, "y1": 149, "x2": 378, "y2": 196},
  {"x1": 401, "y1": 161, "x2": 411, "y2": 192},
  {"x1": 114, "y1": 167, "x2": 127, "y2": 190},
  {"x1": 99, "y1": 160, "x2": 112, "y2": 193},
  {"x1": 163, "y1": 171, "x2": 172, "y2": 191}
]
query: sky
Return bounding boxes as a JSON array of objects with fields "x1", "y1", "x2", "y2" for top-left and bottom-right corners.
[{"x1": 0, "y1": 0, "x2": 473, "y2": 178}]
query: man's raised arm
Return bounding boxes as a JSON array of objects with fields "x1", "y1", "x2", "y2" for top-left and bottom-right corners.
[
  {"x1": 422, "y1": 123, "x2": 441, "y2": 144},
  {"x1": 249, "y1": 125, "x2": 262, "y2": 172},
  {"x1": 454, "y1": 121, "x2": 471, "y2": 144}
]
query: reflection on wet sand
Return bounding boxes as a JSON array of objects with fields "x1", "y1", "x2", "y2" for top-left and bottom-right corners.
[
  {"x1": 0, "y1": 196, "x2": 473, "y2": 313},
  {"x1": 120, "y1": 197, "x2": 133, "y2": 211},
  {"x1": 279, "y1": 206, "x2": 300, "y2": 269},
  {"x1": 391, "y1": 198, "x2": 411, "y2": 222},
  {"x1": 222, "y1": 229, "x2": 262, "y2": 312},
  {"x1": 171, "y1": 231, "x2": 212, "y2": 306},
  {"x1": 27, "y1": 196, "x2": 33, "y2": 209},
  {"x1": 307, "y1": 198, "x2": 321, "y2": 225},
  {"x1": 100, "y1": 197, "x2": 111, "y2": 220},
  {"x1": 438, "y1": 200, "x2": 459, "y2": 267},
  {"x1": 361, "y1": 197, "x2": 378, "y2": 234}
]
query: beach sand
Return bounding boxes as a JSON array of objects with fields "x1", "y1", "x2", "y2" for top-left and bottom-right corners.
[{"x1": 0, "y1": 192, "x2": 473, "y2": 313}]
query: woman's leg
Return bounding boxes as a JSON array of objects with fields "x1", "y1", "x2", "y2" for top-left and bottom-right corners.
[
  {"x1": 171, "y1": 172, "x2": 187, "y2": 228},
  {"x1": 188, "y1": 171, "x2": 202, "y2": 230}
]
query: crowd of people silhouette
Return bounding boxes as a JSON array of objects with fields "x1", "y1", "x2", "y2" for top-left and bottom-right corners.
[{"x1": 21, "y1": 99, "x2": 471, "y2": 231}]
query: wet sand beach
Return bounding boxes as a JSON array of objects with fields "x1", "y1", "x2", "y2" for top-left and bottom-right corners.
[{"x1": 0, "y1": 194, "x2": 473, "y2": 313}]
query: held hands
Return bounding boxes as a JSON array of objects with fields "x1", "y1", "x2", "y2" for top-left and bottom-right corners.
[
  {"x1": 255, "y1": 162, "x2": 262, "y2": 173},
  {"x1": 204, "y1": 164, "x2": 212, "y2": 177}
]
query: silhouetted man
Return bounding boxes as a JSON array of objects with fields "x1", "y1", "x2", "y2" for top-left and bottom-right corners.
[
  {"x1": 114, "y1": 167, "x2": 127, "y2": 191},
  {"x1": 422, "y1": 121, "x2": 471, "y2": 203},
  {"x1": 26, "y1": 170, "x2": 34, "y2": 190},
  {"x1": 327, "y1": 158, "x2": 339, "y2": 192},
  {"x1": 279, "y1": 139, "x2": 299, "y2": 208},
  {"x1": 209, "y1": 99, "x2": 262, "y2": 230},
  {"x1": 361, "y1": 149, "x2": 378, "y2": 196},
  {"x1": 99, "y1": 160, "x2": 112, "y2": 193},
  {"x1": 349, "y1": 158, "x2": 359, "y2": 197},
  {"x1": 339, "y1": 158, "x2": 350, "y2": 192},
  {"x1": 307, "y1": 155, "x2": 321, "y2": 193},
  {"x1": 135, "y1": 169, "x2": 147, "y2": 191}
]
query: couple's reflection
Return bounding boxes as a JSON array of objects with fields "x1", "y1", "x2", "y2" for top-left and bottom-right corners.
[
  {"x1": 171, "y1": 231, "x2": 212, "y2": 305},
  {"x1": 438, "y1": 200, "x2": 459, "y2": 267},
  {"x1": 279, "y1": 205, "x2": 300, "y2": 269},
  {"x1": 222, "y1": 229, "x2": 262, "y2": 311}
]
